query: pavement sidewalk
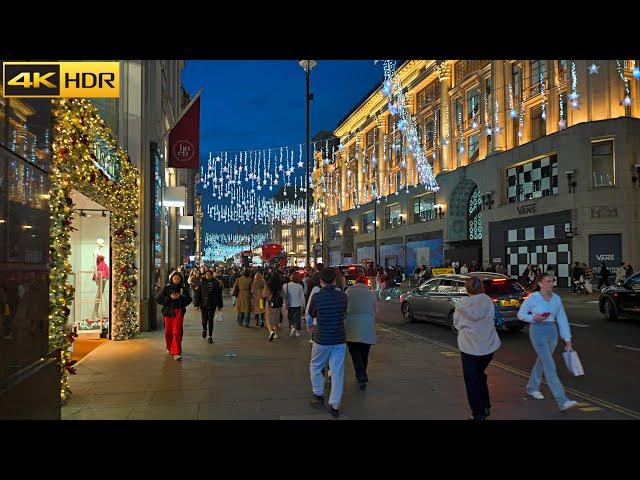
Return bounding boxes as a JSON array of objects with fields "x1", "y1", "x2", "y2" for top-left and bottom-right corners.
[{"x1": 62, "y1": 299, "x2": 626, "y2": 420}]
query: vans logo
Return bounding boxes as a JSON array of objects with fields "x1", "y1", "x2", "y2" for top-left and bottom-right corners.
[
  {"x1": 596, "y1": 254, "x2": 615, "y2": 261},
  {"x1": 517, "y1": 204, "x2": 536, "y2": 215}
]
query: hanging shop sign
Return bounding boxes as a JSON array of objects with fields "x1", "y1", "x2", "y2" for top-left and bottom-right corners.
[{"x1": 169, "y1": 95, "x2": 200, "y2": 169}]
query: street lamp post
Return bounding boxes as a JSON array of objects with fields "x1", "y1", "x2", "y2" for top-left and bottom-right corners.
[{"x1": 299, "y1": 60, "x2": 317, "y2": 268}]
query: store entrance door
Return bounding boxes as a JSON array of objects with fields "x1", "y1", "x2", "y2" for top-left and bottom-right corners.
[{"x1": 68, "y1": 190, "x2": 112, "y2": 343}]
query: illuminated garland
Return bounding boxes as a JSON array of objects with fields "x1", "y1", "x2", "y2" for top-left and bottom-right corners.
[
  {"x1": 381, "y1": 60, "x2": 438, "y2": 191},
  {"x1": 50, "y1": 98, "x2": 139, "y2": 402}
]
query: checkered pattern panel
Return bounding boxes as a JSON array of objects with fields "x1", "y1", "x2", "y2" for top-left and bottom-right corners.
[
  {"x1": 505, "y1": 223, "x2": 572, "y2": 287},
  {"x1": 507, "y1": 154, "x2": 559, "y2": 203}
]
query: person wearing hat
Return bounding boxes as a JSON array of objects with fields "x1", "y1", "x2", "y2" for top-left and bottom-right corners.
[
  {"x1": 156, "y1": 271, "x2": 192, "y2": 361},
  {"x1": 344, "y1": 275, "x2": 377, "y2": 390}
]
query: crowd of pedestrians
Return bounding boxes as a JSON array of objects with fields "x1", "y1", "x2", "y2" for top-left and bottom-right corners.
[{"x1": 156, "y1": 258, "x2": 590, "y2": 419}]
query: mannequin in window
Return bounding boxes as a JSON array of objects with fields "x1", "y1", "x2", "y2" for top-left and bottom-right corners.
[{"x1": 92, "y1": 238, "x2": 110, "y2": 319}]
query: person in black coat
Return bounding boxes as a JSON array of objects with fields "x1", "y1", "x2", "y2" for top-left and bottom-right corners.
[
  {"x1": 195, "y1": 270, "x2": 224, "y2": 343},
  {"x1": 597, "y1": 263, "x2": 611, "y2": 291},
  {"x1": 156, "y1": 272, "x2": 192, "y2": 360}
]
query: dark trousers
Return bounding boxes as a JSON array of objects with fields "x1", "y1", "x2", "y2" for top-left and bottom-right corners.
[
  {"x1": 201, "y1": 307, "x2": 216, "y2": 337},
  {"x1": 460, "y1": 351, "x2": 493, "y2": 419},
  {"x1": 347, "y1": 342, "x2": 372, "y2": 384},
  {"x1": 597, "y1": 277, "x2": 610, "y2": 290},
  {"x1": 288, "y1": 307, "x2": 302, "y2": 330},
  {"x1": 254, "y1": 312, "x2": 265, "y2": 326}
]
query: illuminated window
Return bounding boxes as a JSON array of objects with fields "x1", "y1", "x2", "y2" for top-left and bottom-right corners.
[
  {"x1": 592, "y1": 139, "x2": 615, "y2": 187},
  {"x1": 507, "y1": 154, "x2": 558, "y2": 203},
  {"x1": 413, "y1": 194, "x2": 434, "y2": 222},
  {"x1": 386, "y1": 204, "x2": 402, "y2": 228},
  {"x1": 362, "y1": 211, "x2": 375, "y2": 232},
  {"x1": 468, "y1": 135, "x2": 479, "y2": 163}
]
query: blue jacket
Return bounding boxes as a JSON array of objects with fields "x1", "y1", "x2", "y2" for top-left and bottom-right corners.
[{"x1": 307, "y1": 285, "x2": 348, "y2": 345}]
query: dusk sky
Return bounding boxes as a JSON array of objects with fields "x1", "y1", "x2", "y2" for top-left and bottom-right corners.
[{"x1": 182, "y1": 60, "x2": 384, "y2": 237}]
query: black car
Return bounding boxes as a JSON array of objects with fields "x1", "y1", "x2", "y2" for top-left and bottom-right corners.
[
  {"x1": 399, "y1": 272, "x2": 528, "y2": 332},
  {"x1": 599, "y1": 272, "x2": 640, "y2": 320}
]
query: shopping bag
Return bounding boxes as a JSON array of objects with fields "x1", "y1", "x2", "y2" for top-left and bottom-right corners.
[
  {"x1": 562, "y1": 350, "x2": 585, "y2": 376},
  {"x1": 215, "y1": 311, "x2": 224, "y2": 322},
  {"x1": 494, "y1": 304, "x2": 505, "y2": 328}
]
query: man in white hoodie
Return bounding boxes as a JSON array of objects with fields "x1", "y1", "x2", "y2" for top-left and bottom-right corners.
[{"x1": 453, "y1": 277, "x2": 501, "y2": 420}]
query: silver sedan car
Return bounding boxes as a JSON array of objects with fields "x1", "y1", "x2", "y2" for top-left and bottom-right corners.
[{"x1": 399, "y1": 273, "x2": 528, "y2": 332}]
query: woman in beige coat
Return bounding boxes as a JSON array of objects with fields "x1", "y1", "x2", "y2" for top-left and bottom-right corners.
[
  {"x1": 251, "y1": 271, "x2": 266, "y2": 327},
  {"x1": 233, "y1": 269, "x2": 253, "y2": 327}
]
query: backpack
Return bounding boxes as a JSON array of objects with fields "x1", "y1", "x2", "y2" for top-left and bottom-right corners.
[{"x1": 269, "y1": 289, "x2": 283, "y2": 308}]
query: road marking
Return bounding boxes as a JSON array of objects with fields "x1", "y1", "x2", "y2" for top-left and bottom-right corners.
[
  {"x1": 613, "y1": 345, "x2": 640, "y2": 352},
  {"x1": 381, "y1": 324, "x2": 640, "y2": 420},
  {"x1": 568, "y1": 322, "x2": 590, "y2": 327},
  {"x1": 586, "y1": 301, "x2": 599, "y2": 304},
  {"x1": 440, "y1": 351, "x2": 459, "y2": 357},
  {"x1": 580, "y1": 407, "x2": 604, "y2": 412}
]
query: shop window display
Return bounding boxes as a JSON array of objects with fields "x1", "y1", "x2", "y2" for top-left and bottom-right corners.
[{"x1": 68, "y1": 191, "x2": 111, "y2": 337}]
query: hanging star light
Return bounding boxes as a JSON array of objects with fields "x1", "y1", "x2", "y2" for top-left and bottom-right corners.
[{"x1": 588, "y1": 63, "x2": 599, "y2": 75}]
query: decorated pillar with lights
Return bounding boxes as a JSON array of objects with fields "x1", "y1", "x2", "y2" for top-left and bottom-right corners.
[
  {"x1": 545, "y1": 60, "x2": 560, "y2": 136},
  {"x1": 569, "y1": 60, "x2": 588, "y2": 125},
  {"x1": 437, "y1": 62, "x2": 453, "y2": 172},
  {"x1": 340, "y1": 148, "x2": 348, "y2": 209},
  {"x1": 491, "y1": 60, "x2": 507, "y2": 153}
]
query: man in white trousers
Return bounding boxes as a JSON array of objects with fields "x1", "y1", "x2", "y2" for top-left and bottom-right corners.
[{"x1": 306, "y1": 267, "x2": 348, "y2": 418}]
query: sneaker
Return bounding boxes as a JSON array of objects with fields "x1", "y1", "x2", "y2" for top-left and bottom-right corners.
[
  {"x1": 528, "y1": 391, "x2": 545, "y2": 400},
  {"x1": 173, "y1": 355, "x2": 182, "y2": 361},
  {"x1": 329, "y1": 405, "x2": 340, "y2": 418},
  {"x1": 290, "y1": 327, "x2": 296, "y2": 337},
  {"x1": 295, "y1": 331, "x2": 300, "y2": 337},
  {"x1": 202, "y1": 330, "x2": 206, "y2": 339},
  {"x1": 359, "y1": 382, "x2": 367, "y2": 391},
  {"x1": 308, "y1": 339, "x2": 314, "y2": 344},
  {"x1": 310, "y1": 395, "x2": 324, "y2": 408},
  {"x1": 274, "y1": 333, "x2": 279, "y2": 339},
  {"x1": 268, "y1": 332, "x2": 275, "y2": 342},
  {"x1": 207, "y1": 337, "x2": 213, "y2": 344},
  {"x1": 560, "y1": 400, "x2": 579, "y2": 412}
]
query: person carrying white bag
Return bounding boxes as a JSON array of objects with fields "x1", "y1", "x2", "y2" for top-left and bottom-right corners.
[{"x1": 517, "y1": 272, "x2": 579, "y2": 412}]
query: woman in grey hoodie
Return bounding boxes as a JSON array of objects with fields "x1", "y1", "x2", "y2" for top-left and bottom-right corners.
[{"x1": 453, "y1": 277, "x2": 501, "y2": 420}]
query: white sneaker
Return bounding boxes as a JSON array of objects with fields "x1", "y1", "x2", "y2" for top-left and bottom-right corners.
[
  {"x1": 295, "y1": 331, "x2": 300, "y2": 337},
  {"x1": 560, "y1": 399, "x2": 578, "y2": 411},
  {"x1": 274, "y1": 333, "x2": 279, "y2": 339},
  {"x1": 173, "y1": 355, "x2": 182, "y2": 361},
  {"x1": 290, "y1": 327, "x2": 296, "y2": 337},
  {"x1": 528, "y1": 391, "x2": 545, "y2": 400}
]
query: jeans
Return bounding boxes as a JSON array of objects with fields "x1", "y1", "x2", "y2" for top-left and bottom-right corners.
[
  {"x1": 527, "y1": 322, "x2": 569, "y2": 407},
  {"x1": 201, "y1": 307, "x2": 216, "y2": 337},
  {"x1": 288, "y1": 306, "x2": 302, "y2": 330},
  {"x1": 310, "y1": 343, "x2": 346, "y2": 409},
  {"x1": 347, "y1": 342, "x2": 371, "y2": 384},
  {"x1": 460, "y1": 351, "x2": 493, "y2": 419},
  {"x1": 237, "y1": 311, "x2": 251, "y2": 327},
  {"x1": 254, "y1": 312, "x2": 265, "y2": 326}
]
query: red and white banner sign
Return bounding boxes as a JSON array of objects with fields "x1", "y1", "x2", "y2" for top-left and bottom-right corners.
[{"x1": 168, "y1": 95, "x2": 200, "y2": 169}]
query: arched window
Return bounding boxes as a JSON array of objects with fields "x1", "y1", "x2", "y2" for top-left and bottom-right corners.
[{"x1": 468, "y1": 187, "x2": 483, "y2": 240}]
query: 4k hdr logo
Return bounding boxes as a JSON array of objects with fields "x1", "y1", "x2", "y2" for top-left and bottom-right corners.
[{"x1": 3, "y1": 62, "x2": 119, "y2": 98}]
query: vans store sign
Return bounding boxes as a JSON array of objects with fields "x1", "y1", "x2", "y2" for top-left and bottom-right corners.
[
  {"x1": 517, "y1": 204, "x2": 536, "y2": 215},
  {"x1": 3, "y1": 62, "x2": 119, "y2": 98}
]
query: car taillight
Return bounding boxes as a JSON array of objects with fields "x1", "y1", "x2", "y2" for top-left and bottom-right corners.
[{"x1": 492, "y1": 279, "x2": 507, "y2": 283}]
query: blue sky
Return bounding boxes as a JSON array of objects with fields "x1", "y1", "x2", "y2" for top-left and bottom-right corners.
[{"x1": 182, "y1": 60, "x2": 383, "y2": 236}]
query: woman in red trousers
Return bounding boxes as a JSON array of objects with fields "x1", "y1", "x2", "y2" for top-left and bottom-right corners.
[{"x1": 157, "y1": 272, "x2": 192, "y2": 360}]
